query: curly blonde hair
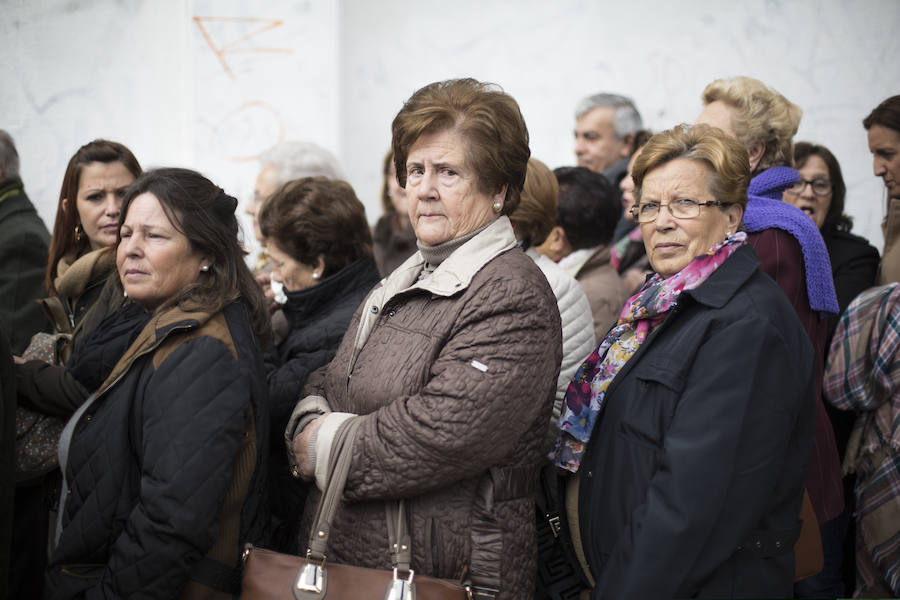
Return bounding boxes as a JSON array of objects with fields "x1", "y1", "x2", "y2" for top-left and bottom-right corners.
[{"x1": 701, "y1": 76, "x2": 802, "y2": 174}]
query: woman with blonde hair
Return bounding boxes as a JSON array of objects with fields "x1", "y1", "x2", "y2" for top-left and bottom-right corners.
[{"x1": 698, "y1": 76, "x2": 843, "y2": 596}]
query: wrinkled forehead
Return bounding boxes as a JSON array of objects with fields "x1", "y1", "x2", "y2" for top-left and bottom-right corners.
[{"x1": 639, "y1": 158, "x2": 713, "y2": 199}]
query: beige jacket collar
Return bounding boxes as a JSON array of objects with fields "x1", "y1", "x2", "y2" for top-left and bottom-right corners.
[{"x1": 349, "y1": 216, "x2": 517, "y2": 370}]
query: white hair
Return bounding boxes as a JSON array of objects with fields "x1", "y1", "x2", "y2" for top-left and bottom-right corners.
[
  {"x1": 259, "y1": 141, "x2": 342, "y2": 185},
  {"x1": 0, "y1": 129, "x2": 20, "y2": 180},
  {"x1": 574, "y1": 93, "x2": 643, "y2": 140}
]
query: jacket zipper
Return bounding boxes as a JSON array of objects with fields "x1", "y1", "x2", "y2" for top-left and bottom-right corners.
[{"x1": 63, "y1": 296, "x2": 76, "y2": 330}]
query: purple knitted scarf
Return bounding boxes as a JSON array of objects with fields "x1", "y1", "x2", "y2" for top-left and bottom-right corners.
[{"x1": 743, "y1": 166, "x2": 839, "y2": 315}]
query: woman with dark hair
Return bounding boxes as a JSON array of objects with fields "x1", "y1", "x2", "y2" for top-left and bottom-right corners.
[
  {"x1": 372, "y1": 149, "x2": 417, "y2": 276},
  {"x1": 45, "y1": 168, "x2": 270, "y2": 599},
  {"x1": 784, "y1": 142, "x2": 879, "y2": 336},
  {"x1": 257, "y1": 176, "x2": 380, "y2": 551},
  {"x1": 784, "y1": 141, "x2": 880, "y2": 595},
  {"x1": 46, "y1": 140, "x2": 141, "y2": 305},
  {"x1": 11, "y1": 141, "x2": 141, "y2": 598},
  {"x1": 286, "y1": 78, "x2": 562, "y2": 597},
  {"x1": 864, "y1": 95, "x2": 900, "y2": 285},
  {"x1": 17, "y1": 140, "x2": 142, "y2": 417}
]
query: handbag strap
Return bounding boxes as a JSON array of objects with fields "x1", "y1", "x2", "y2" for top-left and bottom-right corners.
[
  {"x1": 385, "y1": 500, "x2": 412, "y2": 573},
  {"x1": 305, "y1": 417, "x2": 362, "y2": 560},
  {"x1": 39, "y1": 295, "x2": 74, "y2": 334}
]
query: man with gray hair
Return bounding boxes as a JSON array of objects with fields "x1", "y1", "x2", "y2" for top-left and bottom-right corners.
[
  {"x1": 246, "y1": 140, "x2": 343, "y2": 244},
  {"x1": 574, "y1": 92, "x2": 643, "y2": 186},
  {"x1": 574, "y1": 93, "x2": 643, "y2": 241},
  {"x1": 0, "y1": 130, "x2": 50, "y2": 354}
]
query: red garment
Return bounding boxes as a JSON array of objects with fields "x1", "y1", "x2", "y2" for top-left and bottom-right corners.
[{"x1": 748, "y1": 228, "x2": 843, "y2": 523}]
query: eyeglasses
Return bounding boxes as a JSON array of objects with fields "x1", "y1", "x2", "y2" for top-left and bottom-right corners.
[
  {"x1": 630, "y1": 198, "x2": 722, "y2": 223},
  {"x1": 786, "y1": 178, "x2": 832, "y2": 197}
]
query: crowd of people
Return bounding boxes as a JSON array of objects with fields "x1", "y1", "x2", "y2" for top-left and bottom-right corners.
[{"x1": 0, "y1": 77, "x2": 898, "y2": 599}]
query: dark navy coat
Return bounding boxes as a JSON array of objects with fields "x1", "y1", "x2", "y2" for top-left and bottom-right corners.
[{"x1": 574, "y1": 244, "x2": 816, "y2": 599}]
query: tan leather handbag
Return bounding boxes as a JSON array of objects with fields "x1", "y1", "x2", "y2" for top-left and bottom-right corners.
[{"x1": 240, "y1": 418, "x2": 469, "y2": 599}]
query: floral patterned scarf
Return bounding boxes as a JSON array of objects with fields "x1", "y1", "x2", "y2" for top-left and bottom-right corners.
[{"x1": 550, "y1": 231, "x2": 747, "y2": 472}]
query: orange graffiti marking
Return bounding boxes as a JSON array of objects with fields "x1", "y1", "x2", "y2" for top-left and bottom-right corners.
[{"x1": 193, "y1": 16, "x2": 293, "y2": 80}]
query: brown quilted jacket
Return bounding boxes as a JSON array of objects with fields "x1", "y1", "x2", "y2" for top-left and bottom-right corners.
[{"x1": 298, "y1": 217, "x2": 562, "y2": 598}]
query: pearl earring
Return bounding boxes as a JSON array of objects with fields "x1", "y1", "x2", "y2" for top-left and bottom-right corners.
[
  {"x1": 492, "y1": 200, "x2": 502, "y2": 213},
  {"x1": 200, "y1": 264, "x2": 210, "y2": 272},
  {"x1": 312, "y1": 272, "x2": 319, "y2": 280}
]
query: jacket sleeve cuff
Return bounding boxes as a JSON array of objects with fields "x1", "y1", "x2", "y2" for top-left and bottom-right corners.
[
  {"x1": 312, "y1": 412, "x2": 357, "y2": 491},
  {"x1": 285, "y1": 395, "x2": 331, "y2": 477}
]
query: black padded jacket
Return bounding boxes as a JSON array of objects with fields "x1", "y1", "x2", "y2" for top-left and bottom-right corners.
[{"x1": 45, "y1": 301, "x2": 269, "y2": 599}]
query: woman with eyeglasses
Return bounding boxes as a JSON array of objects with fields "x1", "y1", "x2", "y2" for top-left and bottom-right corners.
[
  {"x1": 784, "y1": 142, "x2": 879, "y2": 337},
  {"x1": 784, "y1": 141, "x2": 879, "y2": 596},
  {"x1": 551, "y1": 124, "x2": 816, "y2": 598}
]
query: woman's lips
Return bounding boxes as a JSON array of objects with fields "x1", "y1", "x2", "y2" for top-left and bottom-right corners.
[{"x1": 654, "y1": 242, "x2": 682, "y2": 253}]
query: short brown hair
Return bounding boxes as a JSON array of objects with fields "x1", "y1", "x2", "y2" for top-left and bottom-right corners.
[
  {"x1": 391, "y1": 78, "x2": 530, "y2": 215},
  {"x1": 633, "y1": 124, "x2": 750, "y2": 213},
  {"x1": 258, "y1": 177, "x2": 372, "y2": 277},
  {"x1": 701, "y1": 76, "x2": 802, "y2": 174},
  {"x1": 509, "y1": 158, "x2": 558, "y2": 247},
  {"x1": 47, "y1": 139, "x2": 142, "y2": 294}
]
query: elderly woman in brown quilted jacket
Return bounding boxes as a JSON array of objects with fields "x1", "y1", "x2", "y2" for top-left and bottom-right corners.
[{"x1": 287, "y1": 78, "x2": 563, "y2": 598}]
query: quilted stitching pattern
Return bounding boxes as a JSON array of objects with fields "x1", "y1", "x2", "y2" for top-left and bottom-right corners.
[
  {"x1": 47, "y1": 304, "x2": 267, "y2": 599},
  {"x1": 300, "y1": 248, "x2": 562, "y2": 598}
]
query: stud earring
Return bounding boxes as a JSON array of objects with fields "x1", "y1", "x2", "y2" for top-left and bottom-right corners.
[
  {"x1": 492, "y1": 200, "x2": 502, "y2": 213},
  {"x1": 312, "y1": 272, "x2": 320, "y2": 280},
  {"x1": 200, "y1": 264, "x2": 210, "y2": 272},
  {"x1": 725, "y1": 231, "x2": 732, "y2": 238}
]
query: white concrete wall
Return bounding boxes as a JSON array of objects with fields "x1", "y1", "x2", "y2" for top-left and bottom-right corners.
[
  {"x1": 339, "y1": 0, "x2": 900, "y2": 250},
  {"x1": 3, "y1": 0, "x2": 341, "y2": 253},
  {"x1": 4, "y1": 0, "x2": 899, "y2": 251}
]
